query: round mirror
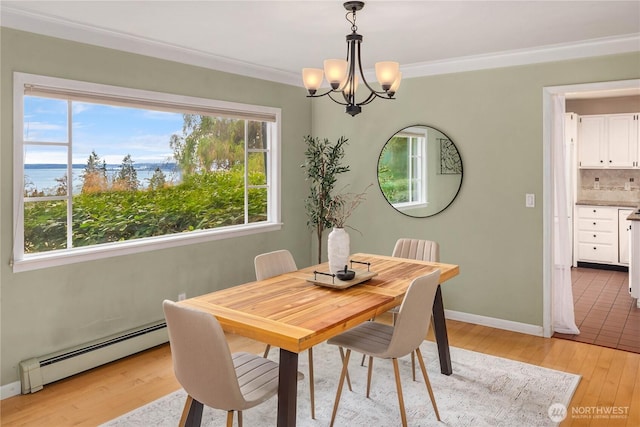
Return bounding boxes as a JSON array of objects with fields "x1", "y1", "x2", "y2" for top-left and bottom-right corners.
[{"x1": 377, "y1": 125, "x2": 463, "y2": 217}]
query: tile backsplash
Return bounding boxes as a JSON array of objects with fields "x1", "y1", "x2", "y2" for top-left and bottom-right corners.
[{"x1": 579, "y1": 169, "x2": 640, "y2": 204}]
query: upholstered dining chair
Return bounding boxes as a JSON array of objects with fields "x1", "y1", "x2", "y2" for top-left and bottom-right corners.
[
  {"x1": 163, "y1": 300, "x2": 283, "y2": 427},
  {"x1": 362, "y1": 238, "x2": 440, "y2": 375},
  {"x1": 327, "y1": 270, "x2": 442, "y2": 427},
  {"x1": 392, "y1": 238, "x2": 441, "y2": 379},
  {"x1": 254, "y1": 249, "x2": 318, "y2": 419}
]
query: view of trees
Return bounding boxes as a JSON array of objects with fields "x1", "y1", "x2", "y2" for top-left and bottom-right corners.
[{"x1": 23, "y1": 115, "x2": 268, "y2": 254}]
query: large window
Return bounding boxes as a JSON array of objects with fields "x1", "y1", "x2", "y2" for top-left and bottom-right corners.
[
  {"x1": 13, "y1": 73, "x2": 281, "y2": 272},
  {"x1": 378, "y1": 129, "x2": 428, "y2": 209}
]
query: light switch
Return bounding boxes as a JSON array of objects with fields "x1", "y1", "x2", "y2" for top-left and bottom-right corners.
[{"x1": 526, "y1": 193, "x2": 535, "y2": 208}]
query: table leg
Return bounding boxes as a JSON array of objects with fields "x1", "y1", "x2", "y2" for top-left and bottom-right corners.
[
  {"x1": 431, "y1": 285, "x2": 452, "y2": 375},
  {"x1": 183, "y1": 397, "x2": 204, "y2": 427},
  {"x1": 277, "y1": 349, "x2": 299, "y2": 427}
]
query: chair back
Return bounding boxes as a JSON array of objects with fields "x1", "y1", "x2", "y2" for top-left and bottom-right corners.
[
  {"x1": 254, "y1": 249, "x2": 297, "y2": 281},
  {"x1": 163, "y1": 300, "x2": 246, "y2": 410},
  {"x1": 387, "y1": 270, "x2": 441, "y2": 358},
  {"x1": 392, "y1": 238, "x2": 440, "y2": 262}
]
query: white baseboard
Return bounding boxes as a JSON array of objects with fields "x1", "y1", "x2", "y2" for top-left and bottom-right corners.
[
  {"x1": 445, "y1": 309, "x2": 544, "y2": 337},
  {"x1": 0, "y1": 311, "x2": 542, "y2": 401},
  {"x1": 1, "y1": 381, "x2": 22, "y2": 400}
]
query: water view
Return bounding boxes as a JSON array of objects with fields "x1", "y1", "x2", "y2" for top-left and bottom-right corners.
[{"x1": 24, "y1": 163, "x2": 180, "y2": 195}]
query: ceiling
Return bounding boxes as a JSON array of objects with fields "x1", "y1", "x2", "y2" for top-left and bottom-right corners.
[{"x1": 1, "y1": 1, "x2": 639, "y2": 87}]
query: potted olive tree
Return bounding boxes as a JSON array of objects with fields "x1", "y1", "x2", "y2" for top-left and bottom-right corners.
[{"x1": 301, "y1": 135, "x2": 350, "y2": 265}]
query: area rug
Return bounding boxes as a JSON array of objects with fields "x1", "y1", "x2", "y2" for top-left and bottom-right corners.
[{"x1": 103, "y1": 341, "x2": 580, "y2": 427}]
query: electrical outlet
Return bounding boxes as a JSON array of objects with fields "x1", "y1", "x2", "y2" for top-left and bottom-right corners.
[
  {"x1": 625, "y1": 182, "x2": 631, "y2": 191},
  {"x1": 178, "y1": 292, "x2": 186, "y2": 301},
  {"x1": 593, "y1": 179, "x2": 600, "y2": 190}
]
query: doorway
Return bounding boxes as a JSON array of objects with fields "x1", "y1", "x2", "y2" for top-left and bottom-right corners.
[{"x1": 542, "y1": 79, "x2": 640, "y2": 338}]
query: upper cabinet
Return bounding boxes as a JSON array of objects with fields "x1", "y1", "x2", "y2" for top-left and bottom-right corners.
[{"x1": 578, "y1": 113, "x2": 639, "y2": 168}]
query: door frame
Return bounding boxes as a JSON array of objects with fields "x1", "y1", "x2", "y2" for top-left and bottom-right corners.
[{"x1": 542, "y1": 79, "x2": 640, "y2": 337}]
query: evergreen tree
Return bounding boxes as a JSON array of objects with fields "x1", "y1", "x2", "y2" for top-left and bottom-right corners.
[
  {"x1": 147, "y1": 167, "x2": 166, "y2": 190},
  {"x1": 113, "y1": 154, "x2": 139, "y2": 191},
  {"x1": 82, "y1": 150, "x2": 108, "y2": 193}
]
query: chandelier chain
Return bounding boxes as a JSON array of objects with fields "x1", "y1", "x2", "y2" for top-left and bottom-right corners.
[{"x1": 346, "y1": 9, "x2": 357, "y2": 32}]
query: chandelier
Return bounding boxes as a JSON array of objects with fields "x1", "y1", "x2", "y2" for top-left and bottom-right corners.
[{"x1": 301, "y1": 1, "x2": 401, "y2": 117}]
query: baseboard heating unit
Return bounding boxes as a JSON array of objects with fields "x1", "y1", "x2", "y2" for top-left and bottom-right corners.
[{"x1": 19, "y1": 320, "x2": 168, "y2": 394}]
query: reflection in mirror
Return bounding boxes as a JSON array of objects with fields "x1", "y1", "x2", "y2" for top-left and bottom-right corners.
[{"x1": 377, "y1": 125, "x2": 462, "y2": 217}]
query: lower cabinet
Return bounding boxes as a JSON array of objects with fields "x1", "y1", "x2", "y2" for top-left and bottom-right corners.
[
  {"x1": 574, "y1": 205, "x2": 631, "y2": 266},
  {"x1": 619, "y1": 209, "x2": 633, "y2": 265}
]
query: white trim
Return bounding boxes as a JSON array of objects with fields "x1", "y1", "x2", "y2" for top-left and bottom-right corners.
[
  {"x1": 401, "y1": 33, "x2": 640, "y2": 78},
  {"x1": 0, "y1": 7, "x2": 298, "y2": 86},
  {"x1": 1, "y1": 7, "x2": 638, "y2": 85},
  {"x1": 12, "y1": 222, "x2": 283, "y2": 273},
  {"x1": 1, "y1": 381, "x2": 22, "y2": 400},
  {"x1": 445, "y1": 309, "x2": 544, "y2": 337},
  {"x1": 12, "y1": 72, "x2": 283, "y2": 273},
  {"x1": 542, "y1": 79, "x2": 640, "y2": 338}
]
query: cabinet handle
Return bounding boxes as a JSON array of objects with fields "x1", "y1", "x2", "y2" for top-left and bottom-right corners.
[
  {"x1": 593, "y1": 234, "x2": 597, "y2": 238},
  {"x1": 600, "y1": 160, "x2": 604, "y2": 163},
  {"x1": 593, "y1": 222, "x2": 597, "y2": 225},
  {"x1": 593, "y1": 247, "x2": 597, "y2": 250},
  {"x1": 593, "y1": 209, "x2": 596, "y2": 213}
]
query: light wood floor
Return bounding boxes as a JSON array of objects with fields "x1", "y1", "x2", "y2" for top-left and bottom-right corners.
[{"x1": 2, "y1": 318, "x2": 639, "y2": 426}]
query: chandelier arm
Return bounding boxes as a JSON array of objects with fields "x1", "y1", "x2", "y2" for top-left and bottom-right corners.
[
  {"x1": 327, "y1": 92, "x2": 350, "y2": 106},
  {"x1": 306, "y1": 88, "x2": 336, "y2": 98},
  {"x1": 355, "y1": 40, "x2": 390, "y2": 97}
]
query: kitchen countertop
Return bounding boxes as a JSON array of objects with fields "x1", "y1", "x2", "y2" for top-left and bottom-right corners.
[
  {"x1": 576, "y1": 200, "x2": 639, "y2": 208},
  {"x1": 627, "y1": 211, "x2": 640, "y2": 221}
]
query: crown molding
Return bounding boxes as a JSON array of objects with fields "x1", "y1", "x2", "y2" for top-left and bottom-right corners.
[
  {"x1": 0, "y1": 6, "x2": 301, "y2": 86},
  {"x1": 400, "y1": 33, "x2": 640, "y2": 78},
  {"x1": 2, "y1": 6, "x2": 639, "y2": 87}
]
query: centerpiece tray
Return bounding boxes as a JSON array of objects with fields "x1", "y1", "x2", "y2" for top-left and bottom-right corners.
[{"x1": 306, "y1": 269, "x2": 378, "y2": 289}]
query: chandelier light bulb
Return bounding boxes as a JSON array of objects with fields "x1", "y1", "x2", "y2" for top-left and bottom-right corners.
[
  {"x1": 375, "y1": 61, "x2": 400, "y2": 91},
  {"x1": 302, "y1": 68, "x2": 324, "y2": 95},
  {"x1": 343, "y1": 75, "x2": 359, "y2": 97},
  {"x1": 388, "y1": 72, "x2": 402, "y2": 96},
  {"x1": 323, "y1": 59, "x2": 349, "y2": 89}
]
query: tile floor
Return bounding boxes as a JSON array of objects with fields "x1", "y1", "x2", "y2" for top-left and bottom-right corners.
[{"x1": 554, "y1": 267, "x2": 640, "y2": 353}]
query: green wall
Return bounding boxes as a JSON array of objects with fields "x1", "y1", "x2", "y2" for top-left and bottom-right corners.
[
  {"x1": 311, "y1": 53, "x2": 640, "y2": 330},
  {"x1": 0, "y1": 28, "x2": 312, "y2": 385},
  {"x1": 1, "y1": 26, "x2": 639, "y2": 389}
]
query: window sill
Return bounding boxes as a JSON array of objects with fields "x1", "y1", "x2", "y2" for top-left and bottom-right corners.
[{"x1": 12, "y1": 222, "x2": 282, "y2": 273}]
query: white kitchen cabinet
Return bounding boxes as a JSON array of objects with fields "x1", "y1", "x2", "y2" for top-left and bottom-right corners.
[
  {"x1": 619, "y1": 209, "x2": 633, "y2": 264},
  {"x1": 608, "y1": 114, "x2": 638, "y2": 168},
  {"x1": 578, "y1": 116, "x2": 606, "y2": 168},
  {"x1": 578, "y1": 113, "x2": 639, "y2": 169},
  {"x1": 575, "y1": 206, "x2": 617, "y2": 264}
]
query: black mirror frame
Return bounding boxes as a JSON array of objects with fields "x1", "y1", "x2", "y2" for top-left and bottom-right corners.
[{"x1": 377, "y1": 124, "x2": 463, "y2": 218}]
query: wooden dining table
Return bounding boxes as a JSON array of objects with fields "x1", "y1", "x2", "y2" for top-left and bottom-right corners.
[{"x1": 178, "y1": 253, "x2": 459, "y2": 427}]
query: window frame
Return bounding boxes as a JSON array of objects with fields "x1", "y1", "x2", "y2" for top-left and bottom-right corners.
[
  {"x1": 12, "y1": 72, "x2": 282, "y2": 272},
  {"x1": 391, "y1": 133, "x2": 428, "y2": 210}
]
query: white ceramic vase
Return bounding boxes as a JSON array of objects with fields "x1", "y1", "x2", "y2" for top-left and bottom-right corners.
[{"x1": 328, "y1": 227, "x2": 350, "y2": 274}]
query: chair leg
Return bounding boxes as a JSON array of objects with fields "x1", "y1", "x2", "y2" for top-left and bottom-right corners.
[
  {"x1": 411, "y1": 351, "x2": 416, "y2": 381},
  {"x1": 225, "y1": 411, "x2": 233, "y2": 427},
  {"x1": 263, "y1": 344, "x2": 271, "y2": 358},
  {"x1": 330, "y1": 349, "x2": 351, "y2": 427},
  {"x1": 237, "y1": 411, "x2": 243, "y2": 427},
  {"x1": 360, "y1": 353, "x2": 366, "y2": 366},
  {"x1": 308, "y1": 347, "x2": 315, "y2": 419},
  {"x1": 338, "y1": 346, "x2": 353, "y2": 392},
  {"x1": 392, "y1": 358, "x2": 408, "y2": 427},
  {"x1": 366, "y1": 356, "x2": 373, "y2": 398},
  {"x1": 415, "y1": 347, "x2": 441, "y2": 421}
]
